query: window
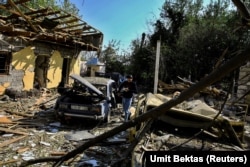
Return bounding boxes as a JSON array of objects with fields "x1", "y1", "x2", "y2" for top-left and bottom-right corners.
[{"x1": 0, "y1": 52, "x2": 11, "y2": 75}]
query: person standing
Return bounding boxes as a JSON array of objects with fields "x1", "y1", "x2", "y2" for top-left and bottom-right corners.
[{"x1": 118, "y1": 75, "x2": 138, "y2": 122}]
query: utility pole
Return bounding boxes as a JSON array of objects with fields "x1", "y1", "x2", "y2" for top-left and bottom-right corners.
[{"x1": 154, "y1": 40, "x2": 161, "y2": 94}]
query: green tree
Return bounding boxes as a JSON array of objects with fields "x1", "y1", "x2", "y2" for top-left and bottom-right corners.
[
  {"x1": 60, "y1": 0, "x2": 80, "y2": 16},
  {"x1": 25, "y1": 0, "x2": 79, "y2": 16},
  {"x1": 128, "y1": 0, "x2": 249, "y2": 94},
  {"x1": 100, "y1": 40, "x2": 126, "y2": 74},
  {"x1": 155, "y1": 0, "x2": 242, "y2": 82},
  {"x1": 176, "y1": 0, "x2": 243, "y2": 84},
  {"x1": 27, "y1": 0, "x2": 59, "y2": 9}
]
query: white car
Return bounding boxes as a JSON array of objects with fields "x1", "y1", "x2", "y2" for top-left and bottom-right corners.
[{"x1": 54, "y1": 74, "x2": 117, "y2": 123}]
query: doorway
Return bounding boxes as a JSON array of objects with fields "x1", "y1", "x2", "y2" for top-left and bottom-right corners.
[
  {"x1": 34, "y1": 55, "x2": 50, "y2": 89},
  {"x1": 61, "y1": 57, "x2": 71, "y2": 85}
]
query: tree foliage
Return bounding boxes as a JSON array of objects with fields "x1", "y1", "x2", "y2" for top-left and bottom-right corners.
[
  {"x1": 25, "y1": 0, "x2": 79, "y2": 16},
  {"x1": 100, "y1": 40, "x2": 127, "y2": 74},
  {"x1": 124, "y1": 0, "x2": 249, "y2": 91}
]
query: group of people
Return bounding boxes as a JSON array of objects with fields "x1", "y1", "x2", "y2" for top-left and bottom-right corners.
[{"x1": 118, "y1": 74, "x2": 138, "y2": 122}]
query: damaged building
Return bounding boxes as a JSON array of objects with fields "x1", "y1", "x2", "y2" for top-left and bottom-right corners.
[
  {"x1": 0, "y1": 0, "x2": 103, "y2": 96},
  {"x1": 1, "y1": 1, "x2": 250, "y2": 167}
]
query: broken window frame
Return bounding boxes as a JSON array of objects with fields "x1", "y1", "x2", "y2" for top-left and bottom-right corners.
[{"x1": 0, "y1": 51, "x2": 12, "y2": 75}]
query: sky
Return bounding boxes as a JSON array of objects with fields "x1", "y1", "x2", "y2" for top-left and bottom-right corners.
[{"x1": 70, "y1": 0, "x2": 165, "y2": 51}]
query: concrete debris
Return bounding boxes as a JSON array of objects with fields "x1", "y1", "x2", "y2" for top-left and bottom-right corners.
[
  {"x1": 64, "y1": 130, "x2": 95, "y2": 141},
  {"x1": 0, "y1": 89, "x2": 132, "y2": 166},
  {"x1": 0, "y1": 85, "x2": 249, "y2": 167}
]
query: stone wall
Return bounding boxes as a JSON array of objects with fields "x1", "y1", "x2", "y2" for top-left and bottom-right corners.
[
  {"x1": 0, "y1": 69, "x2": 25, "y2": 96},
  {"x1": 0, "y1": 70, "x2": 24, "y2": 88}
]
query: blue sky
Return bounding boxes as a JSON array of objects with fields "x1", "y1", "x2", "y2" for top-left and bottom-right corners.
[{"x1": 70, "y1": 0, "x2": 165, "y2": 51}]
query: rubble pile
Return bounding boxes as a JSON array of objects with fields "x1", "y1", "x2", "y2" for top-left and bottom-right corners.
[
  {"x1": 0, "y1": 81, "x2": 250, "y2": 167},
  {"x1": 0, "y1": 89, "x2": 134, "y2": 167},
  {"x1": 132, "y1": 120, "x2": 249, "y2": 166}
]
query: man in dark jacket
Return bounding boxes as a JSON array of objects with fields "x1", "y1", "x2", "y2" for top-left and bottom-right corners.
[{"x1": 118, "y1": 75, "x2": 138, "y2": 122}]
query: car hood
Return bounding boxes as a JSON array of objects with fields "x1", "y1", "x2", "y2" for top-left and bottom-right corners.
[{"x1": 70, "y1": 74, "x2": 104, "y2": 97}]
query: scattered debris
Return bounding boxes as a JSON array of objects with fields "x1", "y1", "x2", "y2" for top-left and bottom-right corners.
[{"x1": 0, "y1": 77, "x2": 249, "y2": 167}]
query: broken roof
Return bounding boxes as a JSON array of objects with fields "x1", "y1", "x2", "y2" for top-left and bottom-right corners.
[{"x1": 0, "y1": 0, "x2": 103, "y2": 51}]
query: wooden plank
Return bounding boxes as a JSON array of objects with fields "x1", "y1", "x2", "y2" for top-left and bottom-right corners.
[
  {"x1": 0, "y1": 116, "x2": 12, "y2": 124},
  {"x1": 0, "y1": 25, "x2": 14, "y2": 32},
  {"x1": 0, "y1": 127, "x2": 29, "y2": 135},
  {"x1": 8, "y1": 0, "x2": 38, "y2": 32},
  {"x1": 50, "y1": 152, "x2": 67, "y2": 156},
  {"x1": 0, "y1": 135, "x2": 27, "y2": 148},
  {"x1": 4, "y1": 109, "x2": 33, "y2": 117},
  {"x1": 17, "y1": 147, "x2": 30, "y2": 153},
  {"x1": 0, "y1": 159, "x2": 19, "y2": 166}
]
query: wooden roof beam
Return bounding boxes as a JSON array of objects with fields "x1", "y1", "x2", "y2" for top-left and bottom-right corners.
[
  {"x1": 0, "y1": 4, "x2": 25, "y2": 19},
  {"x1": 7, "y1": 12, "x2": 31, "y2": 19},
  {"x1": 0, "y1": 19, "x2": 6, "y2": 24},
  {"x1": 81, "y1": 31, "x2": 102, "y2": 36},
  {"x1": 0, "y1": 25, "x2": 15, "y2": 32},
  {"x1": 8, "y1": 0, "x2": 38, "y2": 32},
  {"x1": 4, "y1": 0, "x2": 30, "y2": 7},
  {"x1": 0, "y1": 4, "x2": 7, "y2": 10},
  {"x1": 82, "y1": 26, "x2": 92, "y2": 31},
  {"x1": 1, "y1": 29, "x2": 35, "y2": 37},
  {"x1": 50, "y1": 14, "x2": 71, "y2": 21},
  {"x1": 59, "y1": 18, "x2": 79, "y2": 24},
  {"x1": 55, "y1": 31, "x2": 69, "y2": 37},
  {"x1": 72, "y1": 40, "x2": 86, "y2": 45},
  {"x1": 32, "y1": 11, "x2": 61, "y2": 19},
  {"x1": 82, "y1": 32, "x2": 103, "y2": 37},
  {"x1": 55, "y1": 23, "x2": 86, "y2": 30},
  {"x1": 24, "y1": 8, "x2": 50, "y2": 16},
  {"x1": 68, "y1": 29, "x2": 83, "y2": 34},
  {"x1": 36, "y1": 34, "x2": 68, "y2": 43},
  {"x1": 72, "y1": 41, "x2": 99, "y2": 50}
]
